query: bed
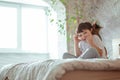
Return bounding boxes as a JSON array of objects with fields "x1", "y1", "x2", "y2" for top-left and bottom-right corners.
[{"x1": 0, "y1": 58, "x2": 120, "y2": 80}]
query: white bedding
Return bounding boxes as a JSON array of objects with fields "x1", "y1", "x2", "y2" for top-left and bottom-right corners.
[{"x1": 0, "y1": 58, "x2": 120, "y2": 80}]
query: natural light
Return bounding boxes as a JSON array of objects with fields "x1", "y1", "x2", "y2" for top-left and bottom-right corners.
[
  {"x1": 0, "y1": 1, "x2": 49, "y2": 53},
  {"x1": 0, "y1": 6, "x2": 17, "y2": 48},
  {"x1": 0, "y1": 0, "x2": 67, "y2": 59},
  {"x1": 22, "y1": 7, "x2": 48, "y2": 53}
]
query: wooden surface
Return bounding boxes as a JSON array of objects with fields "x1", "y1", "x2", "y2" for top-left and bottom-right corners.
[{"x1": 60, "y1": 70, "x2": 120, "y2": 80}]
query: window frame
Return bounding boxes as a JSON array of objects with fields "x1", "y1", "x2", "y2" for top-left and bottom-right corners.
[{"x1": 0, "y1": 1, "x2": 49, "y2": 54}]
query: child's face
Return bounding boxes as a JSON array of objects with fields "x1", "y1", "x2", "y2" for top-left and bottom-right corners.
[{"x1": 77, "y1": 29, "x2": 92, "y2": 41}]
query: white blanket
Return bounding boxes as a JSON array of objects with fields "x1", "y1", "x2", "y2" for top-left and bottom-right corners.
[{"x1": 0, "y1": 58, "x2": 120, "y2": 80}]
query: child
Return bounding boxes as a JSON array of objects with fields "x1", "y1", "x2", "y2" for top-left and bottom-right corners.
[{"x1": 63, "y1": 22, "x2": 107, "y2": 59}]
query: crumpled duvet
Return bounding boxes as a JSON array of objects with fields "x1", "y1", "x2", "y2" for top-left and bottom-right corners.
[{"x1": 0, "y1": 58, "x2": 120, "y2": 80}]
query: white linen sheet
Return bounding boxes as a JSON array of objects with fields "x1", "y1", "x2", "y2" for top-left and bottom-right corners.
[{"x1": 0, "y1": 58, "x2": 120, "y2": 80}]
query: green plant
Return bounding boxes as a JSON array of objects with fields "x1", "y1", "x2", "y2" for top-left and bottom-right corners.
[{"x1": 45, "y1": 0, "x2": 66, "y2": 35}]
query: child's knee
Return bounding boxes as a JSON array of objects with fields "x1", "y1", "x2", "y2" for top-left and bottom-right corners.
[
  {"x1": 62, "y1": 52, "x2": 69, "y2": 59},
  {"x1": 62, "y1": 52, "x2": 77, "y2": 59}
]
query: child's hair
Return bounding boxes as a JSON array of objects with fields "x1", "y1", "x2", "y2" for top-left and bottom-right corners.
[{"x1": 76, "y1": 22, "x2": 102, "y2": 40}]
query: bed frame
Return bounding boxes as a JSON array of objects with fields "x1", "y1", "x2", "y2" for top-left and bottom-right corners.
[{"x1": 60, "y1": 70, "x2": 120, "y2": 80}]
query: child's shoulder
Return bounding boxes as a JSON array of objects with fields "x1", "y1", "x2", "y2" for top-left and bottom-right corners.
[
  {"x1": 93, "y1": 34, "x2": 101, "y2": 41},
  {"x1": 93, "y1": 34, "x2": 99, "y2": 38}
]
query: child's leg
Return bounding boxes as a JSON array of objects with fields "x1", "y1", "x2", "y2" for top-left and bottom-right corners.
[
  {"x1": 79, "y1": 48, "x2": 100, "y2": 59},
  {"x1": 63, "y1": 52, "x2": 77, "y2": 59}
]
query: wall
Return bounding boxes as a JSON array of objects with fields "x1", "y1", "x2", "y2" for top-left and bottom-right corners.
[{"x1": 63, "y1": 0, "x2": 120, "y2": 58}]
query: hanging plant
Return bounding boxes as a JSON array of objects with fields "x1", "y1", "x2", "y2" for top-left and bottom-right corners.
[{"x1": 45, "y1": 0, "x2": 66, "y2": 35}]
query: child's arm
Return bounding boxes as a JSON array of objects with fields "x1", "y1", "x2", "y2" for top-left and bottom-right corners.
[
  {"x1": 86, "y1": 35, "x2": 103, "y2": 56},
  {"x1": 89, "y1": 42, "x2": 103, "y2": 56},
  {"x1": 73, "y1": 34, "x2": 82, "y2": 57}
]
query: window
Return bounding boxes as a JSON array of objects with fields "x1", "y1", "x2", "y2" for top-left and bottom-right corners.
[
  {"x1": 0, "y1": 1, "x2": 48, "y2": 53},
  {"x1": 22, "y1": 7, "x2": 48, "y2": 53},
  {"x1": 0, "y1": 6, "x2": 17, "y2": 48},
  {"x1": 0, "y1": 0, "x2": 67, "y2": 59}
]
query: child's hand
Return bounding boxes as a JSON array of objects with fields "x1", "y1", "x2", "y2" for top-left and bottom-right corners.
[{"x1": 73, "y1": 34, "x2": 80, "y2": 43}]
